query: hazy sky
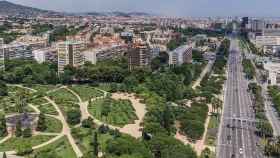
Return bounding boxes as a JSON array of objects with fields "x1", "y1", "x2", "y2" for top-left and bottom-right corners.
[{"x1": 6, "y1": 0, "x2": 280, "y2": 17}]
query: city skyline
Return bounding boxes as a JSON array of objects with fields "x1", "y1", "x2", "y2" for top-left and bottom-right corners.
[{"x1": 5, "y1": 0, "x2": 280, "y2": 17}]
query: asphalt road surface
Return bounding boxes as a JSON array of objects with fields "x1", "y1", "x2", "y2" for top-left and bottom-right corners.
[{"x1": 217, "y1": 38, "x2": 264, "y2": 158}]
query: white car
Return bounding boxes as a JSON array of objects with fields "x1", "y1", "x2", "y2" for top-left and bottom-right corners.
[{"x1": 239, "y1": 148, "x2": 243, "y2": 154}]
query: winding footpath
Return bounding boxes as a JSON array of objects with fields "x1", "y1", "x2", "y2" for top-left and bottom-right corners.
[
  {"x1": 45, "y1": 96, "x2": 83, "y2": 158},
  {"x1": 174, "y1": 58, "x2": 219, "y2": 155}
]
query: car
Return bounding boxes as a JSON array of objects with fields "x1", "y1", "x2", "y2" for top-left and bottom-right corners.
[{"x1": 239, "y1": 148, "x2": 243, "y2": 154}]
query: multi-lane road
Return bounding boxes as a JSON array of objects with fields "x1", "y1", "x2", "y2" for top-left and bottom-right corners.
[{"x1": 217, "y1": 38, "x2": 264, "y2": 158}]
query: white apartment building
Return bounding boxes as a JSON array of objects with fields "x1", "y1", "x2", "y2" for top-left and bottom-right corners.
[
  {"x1": 168, "y1": 45, "x2": 192, "y2": 65},
  {"x1": 33, "y1": 48, "x2": 57, "y2": 64},
  {"x1": 57, "y1": 41, "x2": 85, "y2": 73},
  {"x1": 264, "y1": 62, "x2": 280, "y2": 85},
  {"x1": 83, "y1": 49, "x2": 97, "y2": 65},
  {"x1": 255, "y1": 36, "x2": 280, "y2": 54}
]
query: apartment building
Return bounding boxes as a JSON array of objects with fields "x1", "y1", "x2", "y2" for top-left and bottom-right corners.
[
  {"x1": 128, "y1": 43, "x2": 151, "y2": 71},
  {"x1": 57, "y1": 41, "x2": 85, "y2": 73},
  {"x1": 32, "y1": 48, "x2": 57, "y2": 64},
  {"x1": 0, "y1": 38, "x2": 3, "y2": 71},
  {"x1": 2, "y1": 42, "x2": 33, "y2": 60},
  {"x1": 168, "y1": 45, "x2": 192, "y2": 66}
]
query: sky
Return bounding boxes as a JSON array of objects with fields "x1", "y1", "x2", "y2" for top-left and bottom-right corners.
[{"x1": 6, "y1": 0, "x2": 280, "y2": 17}]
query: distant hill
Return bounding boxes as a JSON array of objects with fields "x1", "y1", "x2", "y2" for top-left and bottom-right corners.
[
  {"x1": 0, "y1": 1, "x2": 152, "y2": 17},
  {"x1": 85, "y1": 11, "x2": 151, "y2": 17},
  {"x1": 0, "y1": 0, "x2": 50, "y2": 16}
]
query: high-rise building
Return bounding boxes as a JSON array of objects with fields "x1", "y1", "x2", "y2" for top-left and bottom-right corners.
[
  {"x1": 57, "y1": 41, "x2": 85, "y2": 73},
  {"x1": 168, "y1": 45, "x2": 192, "y2": 66},
  {"x1": 252, "y1": 20, "x2": 265, "y2": 32},
  {"x1": 128, "y1": 43, "x2": 151, "y2": 71},
  {"x1": 241, "y1": 17, "x2": 249, "y2": 29},
  {"x1": 0, "y1": 38, "x2": 4, "y2": 71}
]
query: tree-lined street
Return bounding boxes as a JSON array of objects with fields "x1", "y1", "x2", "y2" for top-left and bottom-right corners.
[{"x1": 217, "y1": 37, "x2": 264, "y2": 158}]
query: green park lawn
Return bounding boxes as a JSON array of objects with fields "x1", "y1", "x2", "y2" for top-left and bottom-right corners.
[
  {"x1": 45, "y1": 116, "x2": 63, "y2": 133},
  {"x1": 37, "y1": 103, "x2": 58, "y2": 115},
  {"x1": 26, "y1": 136, "x2": 76, "y2": 158},
  {"x1": 88, "y1": 97, "x2": 138, "y2": 127},
  {"x1": 71, "y1": 127, "x2": 113, "y2": 154},
  {"x1": 28, "y1": 84, "x2": 58, "y2": 93},
  {"x1": 29, "y1": 97, "x2": 49, "y2": 105},
  {"x1": 97, "y1": 83, "x2": 112, "y2": 92},
  {"x1": 0, "y1": 135, "x2": 54, "y2": 152},
  {"x1": 69, "y1": 85, "x2": 103, "y2": 101},
  {"x1": 48, "y1": 88, "x2": 78, "y2": 103}
]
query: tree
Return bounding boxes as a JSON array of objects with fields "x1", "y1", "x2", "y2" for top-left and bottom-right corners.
[
  {"x1": 0, "y1": 81, "x2": 8, "y2": 96},
  {"x1": 66, "y1": 109, "x2": 81, "y2": 125},
  {"x1": 0, "y1": 115, "x2": 7, "y2": 137},
  {"x1": 92, "y1": 132, "x2": 99, "y2": 158},
  {"x1": 82, "y1": 117, "x2": 94, "y2": 128},
  {"x1": 162, "y1": 103, "x2": 174, "y2": 134},
  {"x1": 201, "y1": 148, "x2": 211, "y2": 158},
  {"x1": 36, "y1": 113, "x2": 47, "y2": 131},
  {"x1": 23, "y1": 127, "x2": 32, "y2": 138},
  {"x1": 2, "y1": 152, "x2": 7, "y2": 158},
  {"x1": 15, "y1": 90, "x2": 29, "y2": 113},
  {"x1": 15, "y1": 120, "x2": 22, "y2": 137},
  {"x1": 211, "y1": 98, "x2": 222, "y2": 114}
]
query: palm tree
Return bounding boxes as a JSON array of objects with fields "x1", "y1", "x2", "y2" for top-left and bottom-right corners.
[{"x1": 211, "y1": 97, "x2": 222, "y2": 114}]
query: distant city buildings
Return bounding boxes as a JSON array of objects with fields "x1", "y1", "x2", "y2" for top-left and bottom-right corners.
[
  {"x1": 168, "y1": 45, "x2": 192, "y2": 66},
  {"x1": 57, "y1": 41, "x2": 85, "y2": 73}
]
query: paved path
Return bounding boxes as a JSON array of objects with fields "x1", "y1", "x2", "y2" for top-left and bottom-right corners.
[
  {"x1": 64, "y1": 87, "x2": 88, "y2": 121},
  {"x1": 0, "y1": 133, "x2": 12, "y2": 144},
  {"x1": 45, "y1": 97, "x2": 83, "y2": 158}
]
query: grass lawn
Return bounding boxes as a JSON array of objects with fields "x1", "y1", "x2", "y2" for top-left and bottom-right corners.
[
  {"x1": 205, "y1": 115, "x2": 219, "y2": 146},
  {"x1": 97, "y1": 83, "x2": 112, "y2": 92},
  {"x1": 88, "y1": 98, "x2": 138, "y2": 127},
  {"x1": 45, "y1": 116, "x2": 63, "y2": 133},
  {"x1": 28, "y1": 84, "x2": 58, "y2": 93},
  {"x1": 71, "y1": 127, "x2": 113, "y2": 154},
  {"x1": 0, "y1": 135, "x2": 54, "y2": 152},
  {"x1": 48, "y1": 88, "x2": 78, "y2": 103},
  {"x1": 8, "y1": 86, "x2": 31, "y2": 93},
  {"x1": 55, "y1": 101, "x2": 80, "y2": 116},
  {"x1": 29, "y1": 97, "x2": 49, "y2": 105},
  {"x1": 38, "y1": 103, "x2": 58, "y2": 115},
  {"x1": 26, "y1": 136, "x2": 76, "y2": 158},
  {"x1": 69, "y1": 85, "x2": 103, "y2": 101}
]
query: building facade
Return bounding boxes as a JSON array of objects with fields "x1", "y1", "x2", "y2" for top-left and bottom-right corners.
[
  {"x1": 128, "y1": 43, "x2": 151, "y2": 71},
  {"x1": 168, "y1": 45, "x2": 192, "y2": 66},
  {"x1": 33, "y1": 48, "x2": 57, "y2": 64},
  {"x1": 57, "y1": 41, "x2": 85, "y2": 73}
]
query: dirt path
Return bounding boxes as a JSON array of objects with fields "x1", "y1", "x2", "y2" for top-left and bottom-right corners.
[
  {"x1": 0, "y1": 133, "x2": 12, "y2": 144},
  {"x1": 175, "y1": 104, "x2": 213, "y2": 155},
  {"x1": 45, "y1": 97, "x2": 83, "y2": 158},
  {"x1": 192, "y1": 61, "x2": 214, "y2": 89},
  {"x1": 111, "y1": 93, "x2": 147, "y2": 138},
  {"x1": 85, "y1": 92, "x2": 147, "y2": 138},
  {"x1": 64, "y1": 87, "x2": 89, "y2": 121}
]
